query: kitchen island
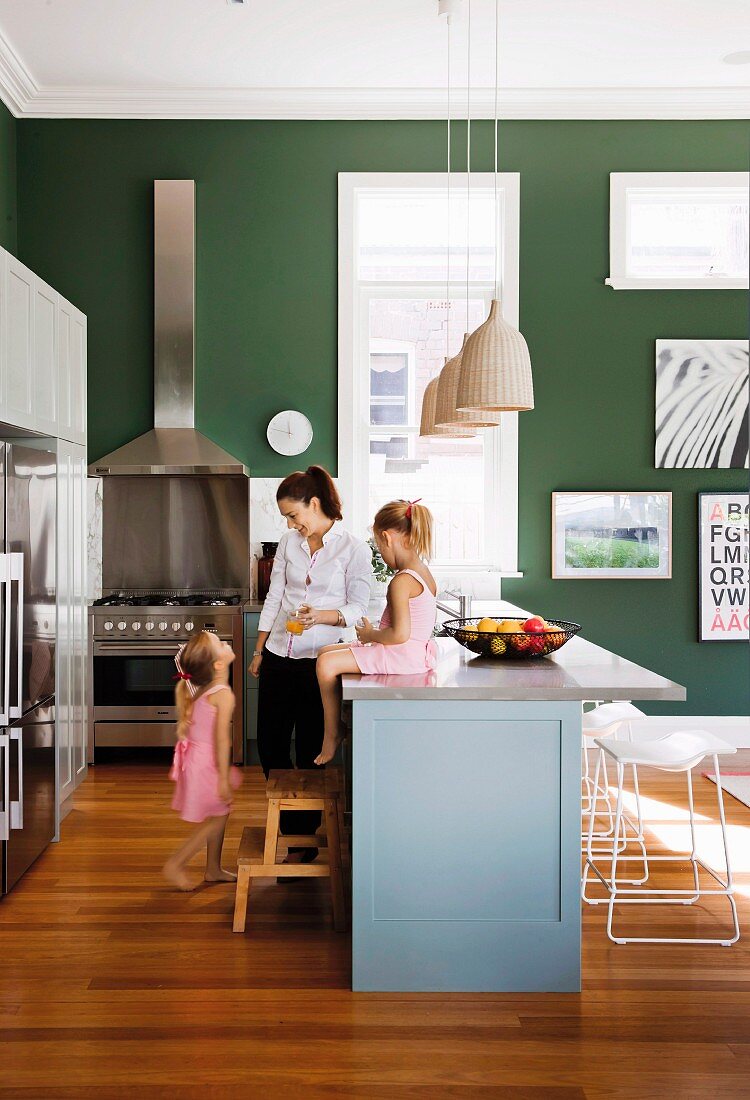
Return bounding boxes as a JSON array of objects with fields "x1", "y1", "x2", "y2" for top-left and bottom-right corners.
[{"x1": 341, "y1": 607, "x2": 685, "y2": 993}]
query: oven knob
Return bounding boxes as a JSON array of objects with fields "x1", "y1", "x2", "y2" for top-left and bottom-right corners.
[
  {"x1": 104, "y1": 620, "x2": 114, "y2": 631},
  {"x1": 172, "y1": 622, "x2": 181, "y2": 632},
  {"x1": 132, "y1": 621, "x2": 141, "y2": 631},
  {"x1": 145, "y1": 621, "x2": 154, "y2": 631},
  {"x1": 158, "y1": 621, "x2": 168, "y2": 631},
  {"x1": 185, "y1": 620, "x2": 195, "y2": 632},
  {"x1": 117, "y1": 621, "x2": 127, "y2": 632}
]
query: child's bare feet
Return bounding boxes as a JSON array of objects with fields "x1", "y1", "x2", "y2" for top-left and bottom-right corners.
[
  {"x1": 204, "y1": 868, "x2": 238, "y2": 884},
  {"x1": 163, "y1": 860, "x2": 193, "y2": 891},
  {"x1": 314, "y1": 728, "x2": 343, "y2": 766}
]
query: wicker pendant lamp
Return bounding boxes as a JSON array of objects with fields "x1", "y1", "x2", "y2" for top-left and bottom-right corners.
[
  {"x1": 435, "y1": 334, "x2": 503, "y2": 428},
  {"x1": 456, "y1": 300, "x2": 534, "y2": 411},
  {"x1": 456, "y1": 0, "x2": 534, "y2": 414},
  {"x1": 420, "y1": 367, "x2": 475, "y2": 438}
]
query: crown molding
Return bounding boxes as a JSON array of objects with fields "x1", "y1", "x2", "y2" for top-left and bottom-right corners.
[
  {"x1": 0, "y1": 28, "x2": 747, "y2": 122},
  {"x1": 0, "y1": 25, "x2": 37, "y2": 115}
]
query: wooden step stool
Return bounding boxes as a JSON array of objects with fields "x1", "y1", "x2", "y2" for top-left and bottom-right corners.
[{"x1": 233, "y1": 768, "x2": 348, "y2": 933}]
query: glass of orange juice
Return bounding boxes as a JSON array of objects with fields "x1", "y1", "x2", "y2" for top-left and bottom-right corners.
[{"x1": 286, "y1": 610, "x2": 304, "y2": 635}]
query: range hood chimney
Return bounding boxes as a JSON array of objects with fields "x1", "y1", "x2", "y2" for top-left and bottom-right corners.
[{"x1": 89, "y1": 180, "x2": 249, "y2": 476}]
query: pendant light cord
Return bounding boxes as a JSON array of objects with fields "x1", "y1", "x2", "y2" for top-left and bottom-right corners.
[
  {"x1": 466, "y1": 0, "x2": 471, "y2": 335},
  {"x1": 446, "y1": 8, "x2": 451, "y2": 364},
  {"x1": 494, "y1": 0, "x2": 500, "y2": 300}
]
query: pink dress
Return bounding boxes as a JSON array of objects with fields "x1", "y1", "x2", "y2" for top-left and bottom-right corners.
[
  {"x1": 351, "y1": 568, "x2": 437, "y2": 675},
  {"x1": 170, "y1": 684, "x2": 242, "y2": 823}
]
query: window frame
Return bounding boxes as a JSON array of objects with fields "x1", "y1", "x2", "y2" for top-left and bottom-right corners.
[
  {"x1": 338, "y1": 172, "x2": 521, "y2": 578},
  {"x1": 606, "y1": 171, "x2": 750, "y2": 291}
]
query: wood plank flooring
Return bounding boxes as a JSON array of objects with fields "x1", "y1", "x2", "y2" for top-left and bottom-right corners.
[{"x1": 1, "y1": 753, "x2": 749, "y2": 1098}]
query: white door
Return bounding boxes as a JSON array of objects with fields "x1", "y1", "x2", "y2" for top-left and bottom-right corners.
[
  {"x1": 1, "y1": 253, "x2": 35, "y2": 430},
  {"x1": 33, "y1": 276, "x2": 58, "y2": 435}
]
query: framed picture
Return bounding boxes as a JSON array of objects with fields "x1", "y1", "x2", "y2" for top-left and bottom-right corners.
[
  {"x1": 655, "y1": 339, "x2": 749, "y2": 469},
  {"x1": 698, "y1": 492, "x2": 749, "y2": 642},
  {"x1": 552, "y1": 492, "x2": 672, "y2": 580}
]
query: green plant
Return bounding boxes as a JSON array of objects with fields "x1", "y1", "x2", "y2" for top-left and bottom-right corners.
[{"x1": 369, "y1": 537, "x2": 395, "y2": 583}]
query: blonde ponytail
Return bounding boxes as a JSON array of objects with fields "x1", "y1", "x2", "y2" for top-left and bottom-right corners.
[
  {"x1": 174, "y1": 631, "x2": 217, "y2": 738},
  {"x1": 407, "y1": 502, "x2": 433, "y2": 560},
  {"x1": 373, "y1": 499, "x2": 434, "y2": 561}
]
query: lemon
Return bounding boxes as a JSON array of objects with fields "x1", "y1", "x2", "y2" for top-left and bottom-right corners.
[{"x1": 490, "y1": 636, "x2": 507, "y2": 656}]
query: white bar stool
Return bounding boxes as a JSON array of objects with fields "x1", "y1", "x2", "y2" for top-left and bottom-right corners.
[
  {"x1": 585, "y1": 730, "x2": 740, "y2": 946},
  {"x1": 581, "y1": 702, "x2": 649, "y2": 904}
]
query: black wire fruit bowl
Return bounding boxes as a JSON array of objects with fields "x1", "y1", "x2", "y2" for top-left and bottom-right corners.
[{"x1": 441, "y1": 617, "x2": 581, "y2": 659}]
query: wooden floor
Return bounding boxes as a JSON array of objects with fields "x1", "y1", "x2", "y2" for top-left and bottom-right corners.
[{"x1": 1, "y1": 754, "x2": 750, "y2": 1098}]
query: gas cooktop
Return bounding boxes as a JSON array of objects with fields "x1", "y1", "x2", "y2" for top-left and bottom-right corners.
[{"x1": 93, "y1": 593, "x2": 243, "y2": 608}]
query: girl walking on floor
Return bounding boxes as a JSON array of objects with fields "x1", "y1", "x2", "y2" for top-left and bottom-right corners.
[
  {"x1": 314, "y1": 499, "x2": 437, "y2": 765},
  {"x1": 164, "y1": 630, "x2": 242, "y2": 891}
]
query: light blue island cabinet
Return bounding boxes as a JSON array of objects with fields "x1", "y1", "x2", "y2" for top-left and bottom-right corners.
[{"x1": 342, "y1": 621, "x2": 685, "y2": 993}]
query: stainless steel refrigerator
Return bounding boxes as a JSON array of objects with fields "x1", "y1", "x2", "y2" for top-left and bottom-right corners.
[{"x1": 0, "y1": 441, "x2": 56, "y2": 897}]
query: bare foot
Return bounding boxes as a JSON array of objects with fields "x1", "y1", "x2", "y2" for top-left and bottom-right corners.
[
  {"x1": 163, "y1": 860, "x2": 194, "y2": 891},
  {"x1": 204, "y1": 868, "x2": 238, "y2": 884},
  {"x1": 314, "y1": 730, "x2": 342, "y2": 766}
]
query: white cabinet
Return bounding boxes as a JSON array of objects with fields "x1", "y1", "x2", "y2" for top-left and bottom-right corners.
[
  {"x1": 57, "y1": 297, "x2": 87, "y2": 445},
  {"x1": 0, "y1": 245, "x2": 87, "y2": 442},
  {"x1": 57, "y1": 439, "x2": 88, "y2": 806},
  {"x1": 0, "y1": 252, "x2": 35, "y2": 430}
]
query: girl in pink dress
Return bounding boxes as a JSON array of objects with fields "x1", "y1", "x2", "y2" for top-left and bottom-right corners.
[
  {"x1": 314, "y1": 499, "x2": 437, "y2": 765},
  {"x1": 163, "y1": 630, "x2": 242, "y2": 891}
]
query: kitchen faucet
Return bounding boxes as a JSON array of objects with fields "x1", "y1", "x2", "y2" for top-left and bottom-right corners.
[{"x1": 436, "y1": 588, "x2": 472, "y2": 621}]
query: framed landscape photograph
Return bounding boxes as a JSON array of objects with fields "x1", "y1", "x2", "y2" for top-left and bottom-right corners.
[
  {"x1": 552, "y1": 492, "x2": 672, "y2": 580},
  {"x1": 698, "y1": 492, "x2": 749, "y2": 642}
]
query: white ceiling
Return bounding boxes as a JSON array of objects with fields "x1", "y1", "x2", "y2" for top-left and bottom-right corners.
[{"x1": 0, "y1": 0, "x2": 748, "y2": 119}]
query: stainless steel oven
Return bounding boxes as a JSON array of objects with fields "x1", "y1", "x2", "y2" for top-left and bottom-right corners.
[{"x1": 89, "y1": 599, "x2": 244, "y2": 764}]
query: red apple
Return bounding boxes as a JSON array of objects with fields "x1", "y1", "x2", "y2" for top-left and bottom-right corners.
[
  {"x1": 523, "y1": 616, "x2": 546, "y2": 634},
  {"x1": 527, "y1": 635, "x2": 547, "y2": 654}
]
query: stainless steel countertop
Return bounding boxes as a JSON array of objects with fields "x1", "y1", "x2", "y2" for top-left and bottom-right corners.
[{"x1": 342, "y1": 601, "x2": 686, "y2": 703}]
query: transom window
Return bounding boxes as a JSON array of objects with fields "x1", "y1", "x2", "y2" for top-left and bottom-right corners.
[
  {"x1": 607, "y1": 172, "x2": 749, "y2": 290},
  {"x1": 338, "y1": 173, "x2": 520, "y2": 575}
]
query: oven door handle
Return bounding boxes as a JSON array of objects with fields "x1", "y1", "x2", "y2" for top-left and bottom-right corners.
[{"x1": 93, "y1": 644, "x2": 184, "y2": 656}]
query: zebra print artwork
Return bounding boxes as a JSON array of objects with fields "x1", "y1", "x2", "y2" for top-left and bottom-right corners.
[{"x1": 655, "y1": 340, "x2": 749, "y2": 469}]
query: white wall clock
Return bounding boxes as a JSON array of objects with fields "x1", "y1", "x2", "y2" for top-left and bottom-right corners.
[{"x1": 266, "y1": 410, "x2": 314, "y2": 456}]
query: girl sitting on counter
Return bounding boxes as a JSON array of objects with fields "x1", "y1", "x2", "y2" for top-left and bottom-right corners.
[{"x1": 314, "y1": 499, "x2": 437, "y2": 765}]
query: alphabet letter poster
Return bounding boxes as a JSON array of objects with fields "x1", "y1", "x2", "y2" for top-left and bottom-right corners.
[{"x1": 699, "y1": 493, "x2": 749, "y2": 641}]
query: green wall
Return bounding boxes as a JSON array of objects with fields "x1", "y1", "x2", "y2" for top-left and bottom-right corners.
[
  {"x1": 0, "y1": 100, "x2": 16, "y2": 254},
  {"x1": 15, "y1": 118, "x2": 749, "y2": 716}
]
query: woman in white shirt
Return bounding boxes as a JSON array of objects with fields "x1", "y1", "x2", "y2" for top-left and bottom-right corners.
[{"x1": 249, "y1": 466, "x2": 371, "y2": 860}]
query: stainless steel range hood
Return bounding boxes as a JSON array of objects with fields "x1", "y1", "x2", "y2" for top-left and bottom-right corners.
[{"x1": 89, "y1": 180, "x2": 249, "y2": 477}]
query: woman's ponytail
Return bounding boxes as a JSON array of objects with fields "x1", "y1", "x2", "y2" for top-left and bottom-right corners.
[{"x1": 276, "y1": 464, "x2": 343, "y2": 521}]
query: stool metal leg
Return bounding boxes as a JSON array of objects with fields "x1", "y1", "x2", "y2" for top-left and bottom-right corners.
[{"x1": 591, "y1": 754, "x2": 740, "y2": 946}]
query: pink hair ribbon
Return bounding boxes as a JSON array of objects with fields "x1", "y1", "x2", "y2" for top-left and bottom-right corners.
[{"x1": 405, "y1": 498, "x2": 422, "y2": 519}]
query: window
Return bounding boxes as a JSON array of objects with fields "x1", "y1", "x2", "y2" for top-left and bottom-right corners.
[
  {"x1": 339, "y1": 173, "x2": 520, "y2": 575},
  {"x1": 607, "y1": 172, "x2": 749, "y2": 290}
]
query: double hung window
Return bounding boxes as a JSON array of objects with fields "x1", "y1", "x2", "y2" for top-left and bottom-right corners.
[{"x1": 338, "y1": 173, "x2": 520, "y2": 575}]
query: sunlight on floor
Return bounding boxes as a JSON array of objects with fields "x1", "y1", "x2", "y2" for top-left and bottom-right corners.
[{"x1": 614, "y1": 786, "x2": 750, "y2": 899}]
